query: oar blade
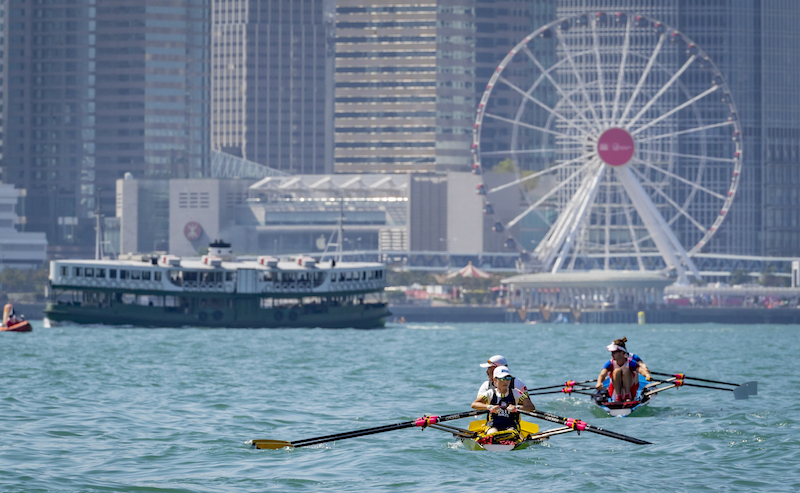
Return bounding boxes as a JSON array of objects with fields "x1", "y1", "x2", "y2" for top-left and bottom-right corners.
[
  {"x1": 247, "y1": 439, "x2": 294, "y2": 450},
  {"x1": 733, "y1": 381, "x2": 758, "y2": 400}
]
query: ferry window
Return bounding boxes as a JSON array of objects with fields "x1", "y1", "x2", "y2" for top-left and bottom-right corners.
[
  {"x1": 120, "y1": 270, "x2": 129, "y2": 279},
  {"x1": 109, "y1": 269, "x2": 117, "y2": 279},
  {"x1": 154, "y1": 272, "x2": 162, "y2": 281},
  {"x1": 169, "y1": 270, "x2": 182, "y2": 286},
  {"x1": 226, "y1": 272, "x2": 233, "y2": 282},
  {"x1": 85, "y1": 268, "x2": 94, "y2": 277},
  {"x1": 96, "y1": 269, "x2": 105, "y2": 278},
  {"x1": 363, "y1": 271, "x2": 367, "y2": 280},
  {"x1": 131, "y1": 271, "x2": 141, "y2": 280},
  {"x1": 61, "y1": 266, "x2": 68, "y2": 276},
  {"x1": 340, "y1": 272, "x2": 345, "y2": 282},
  {"x1": 74, "y1": 267, "x2": 82, "y2": 276},
  {"x1": 331, "y1": 272, "x2": 336, "y2": 282},
  {"x1": 183, "y1": 271, "x2": 197, "y2": 282},
  {"x1": 121, "y1": 293, "x2": 136, "y2": 304},
  {"x1": 142, "y1": 271, "x2": 151, "y2": 281}
]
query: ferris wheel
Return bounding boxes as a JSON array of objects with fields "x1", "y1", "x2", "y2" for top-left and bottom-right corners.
[{"x1": 472, "y1": 12, "x2": 742, "y2": 284}]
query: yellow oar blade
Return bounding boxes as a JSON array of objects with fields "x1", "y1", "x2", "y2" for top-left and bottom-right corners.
[
  {"x1": 520, "y1": 420, "x2": 539, "y2": 437},
  {"x1": 247, "y1": 439, "x2": 293, "y2": 450},
  {"x1": 468, "y1": 420, "x2": 485, "y2": 432}
]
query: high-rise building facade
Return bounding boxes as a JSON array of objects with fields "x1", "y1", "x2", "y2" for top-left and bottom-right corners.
[
  {"x1": 3, "y1": 0, "x2": 210, "y2": 256},
  {"x1": 333, "y1": 1, "x2": 470, "y2": 173},
  {"x1": 333, "y1": 1, "x2": 547, "y2": 175},
  {"x1": 756, "y1": 3, "x2": 800, "y2": 257},
  {"x1": 212, "y1": 0, "x2": 333, "y2": 175},
  {"x1": 0, "y1": 0, "x2": 7, "y2": 176}
]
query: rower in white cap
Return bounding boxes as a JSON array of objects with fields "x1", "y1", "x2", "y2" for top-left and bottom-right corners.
[
  {"x1": 475, "y1": 355, "x2": 530, "y2": 404},
  {"x1": 472, "y1": 365, "x2": 535, "y2": 434}
]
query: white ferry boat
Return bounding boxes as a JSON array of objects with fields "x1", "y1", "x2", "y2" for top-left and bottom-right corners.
[{"x1": 44, "y1": 241, "x2": 390, "y2": 328}]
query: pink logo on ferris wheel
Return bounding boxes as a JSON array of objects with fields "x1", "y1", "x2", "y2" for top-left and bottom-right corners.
[{"x1": 597, "y1": 128, "x2": 635, "y2": 166}]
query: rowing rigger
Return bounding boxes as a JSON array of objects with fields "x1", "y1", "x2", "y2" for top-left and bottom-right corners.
[
  {"x1": 247, "y1": 408, "x2": 650, "y2": 450},
  {"x1": 533, "y1": 372, "x2": 758, "y2": 417}
]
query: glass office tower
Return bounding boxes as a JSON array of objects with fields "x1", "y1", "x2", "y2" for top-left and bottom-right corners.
[
  {"x1": 4, "y1": 0, "x2": 210, "y2": 254},
  {"x1": 212, "y1": 0, "x2": 333, "y2": 175},
  {"x1": 334, "y1": 0, "x2": 541, "y2": 174}
]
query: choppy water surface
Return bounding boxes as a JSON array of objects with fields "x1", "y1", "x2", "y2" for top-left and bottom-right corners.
[{"x1": 1, "y1": 321, "x2": 798, "y2": 492}]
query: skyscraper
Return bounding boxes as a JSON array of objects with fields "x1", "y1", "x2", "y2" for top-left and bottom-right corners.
[
  {"x1": 212, "y1": 0, "x2": 333, "y2": 175},
  {"x1": 3, "y1": 0, "x2": 210, "y2": 255}
]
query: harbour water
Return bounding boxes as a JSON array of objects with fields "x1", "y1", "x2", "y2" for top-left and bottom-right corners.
[{"x1": 1, "y1": 322, "x2": 798, "y2": 492}]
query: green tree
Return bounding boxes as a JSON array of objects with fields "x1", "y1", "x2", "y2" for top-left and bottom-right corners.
[
  {"x1": 492, "y1": 158, "x2": 515, "y2": 173},
  {"x1": 386, "y1": 270, "x2": 437, "y2": 287},
  {"x1": 729, "y1": 269, "x2": 748, "y2": 285},
  {"x1": 760, "y1": 265, "x2": 785, "y2": 287}
]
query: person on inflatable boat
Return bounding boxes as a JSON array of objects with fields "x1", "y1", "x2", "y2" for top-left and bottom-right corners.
[
  {"x1": 595, "y1": 337, "x2": 652, "y2": 402},
  {"x1": 472, "y1": 366, "x2": 535, "y2": 434}
]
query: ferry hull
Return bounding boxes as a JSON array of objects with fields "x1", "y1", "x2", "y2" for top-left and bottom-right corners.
[{"x1": 44, "y1": 302, "x2": 390, "y2": 329}]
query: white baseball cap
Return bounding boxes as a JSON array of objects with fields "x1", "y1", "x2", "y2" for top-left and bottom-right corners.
[
  {"x1": 493, "y1": 366, "x2": 512, "y2": 379},
  {"x1": 480, "y1": 354, "x2": 508, "y2": 368},
  {"x1": 606, "y1": 343, "x2": 628, "y2": 353}
]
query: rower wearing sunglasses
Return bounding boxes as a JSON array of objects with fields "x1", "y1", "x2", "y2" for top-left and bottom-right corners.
[
  {"x1": 472, "y1": 366, "x2": 535, "y2": 434},
  {"x1": 595, "y1": 337, "x2": 652, "y2": 402}
]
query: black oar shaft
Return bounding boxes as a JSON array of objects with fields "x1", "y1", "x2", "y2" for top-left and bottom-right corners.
[
  {"x1": 527, "y1": 379, "x2": 595, "y2": 392},
  {"x1": 651, "y1": 371, "x2": 739, "y2": 387},
  {"x1": 680, "y1": 382, "x2": 734, "y2": 392},
  {"x1": 278, "y1": 410, "x2": 488, "y2": 448},
  {"x1": 529, "y1": 389, "x2": 594, "y2": 396},
  {"x1": 646, "y1": 378, "x2": 737, "y2": 394},
  {"x1": 292, "y1": 422, "x2": 413, "y2": 448},
  {"x1": 519, "y1": 410, "x2": 651, "y2": 445}
]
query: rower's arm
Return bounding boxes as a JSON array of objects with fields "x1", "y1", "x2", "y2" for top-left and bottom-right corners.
[
  {"x1": 638, "y1": 361, "x2": 652, "y2": 380},
  {"x1": 472, "y1": 396, "x2": 493, "y2": 412},
  {"x1": 518, "y1": 395, "x2": 535, "y2": 412},
  {"x1": 596, "y1": 368, "x2": 609, "y2": 389}
]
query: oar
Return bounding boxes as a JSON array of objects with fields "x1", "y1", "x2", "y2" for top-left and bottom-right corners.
[
  {"x1": 527, "y1": 379, "x2": 595, "y2": 392},
  {"x1": 651, "y1": 371, "x2": 756, "y2": 388},
  {"x1": 650, "y1": 372, "x2": 757, "y2": 400},
  {"x1": 525, "y1": 425, "x2": 576, "y2": 441},
  {"x1": 518, "y1": 409, "x2": 651, "y2": 445},
  {"x1": 529, "y1": 388, "x2": 595, "y2": 396},
  {"x1": 248, "y1": 410, "x2": 488, "y2": 449},
  {"x1": 641, "y1": 378, "x2": 683, "y2": 397},
  {"x1": 426, "y1": 422, "x2": 477, "y2": 439}
]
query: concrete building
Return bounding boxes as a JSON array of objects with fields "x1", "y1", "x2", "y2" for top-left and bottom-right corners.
[
  {"x1": 114, "y1": 172, "x2": 498, "y2": 258},
  {"x1": 0, "y1": 184, "x2": 47, "y2": 269},
  {"x1": 212, "y1": 0, "x2": 334, "y2": 174},
  {"x1": 3, "y1": 0, "x2": 211, "y2": 257}
]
